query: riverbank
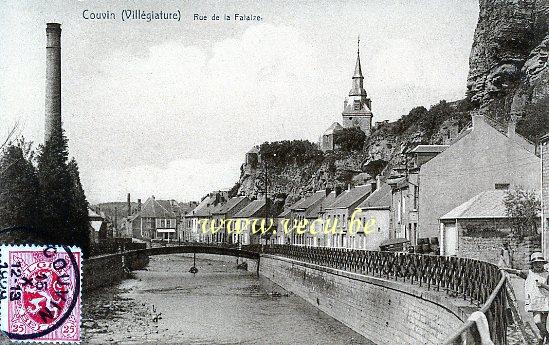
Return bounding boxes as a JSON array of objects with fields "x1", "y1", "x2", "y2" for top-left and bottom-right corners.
[{"x1": 82, "y1": 254, "x2": 374, "y2": 344}]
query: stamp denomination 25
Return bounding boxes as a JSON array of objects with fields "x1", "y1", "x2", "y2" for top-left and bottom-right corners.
[{"x1": 0, "y1": 245, "x2": 81, "y2": 343}]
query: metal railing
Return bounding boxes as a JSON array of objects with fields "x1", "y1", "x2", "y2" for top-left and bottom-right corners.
[
  {"x1": 258, "y1": 244, "x2": 508, "y2": 345},
  {"x1": 444, "y1": 274, "x2": 507, "y2": 345}
]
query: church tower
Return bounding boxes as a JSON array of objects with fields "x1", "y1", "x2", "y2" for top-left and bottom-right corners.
[{"x1": 342, "y1": 38, "x2": 373, "y2": 135}]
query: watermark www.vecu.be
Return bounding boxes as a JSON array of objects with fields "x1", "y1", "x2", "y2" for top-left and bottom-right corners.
[{"x1": 198, "y1": 208, "x2": 376, "y2": 236}]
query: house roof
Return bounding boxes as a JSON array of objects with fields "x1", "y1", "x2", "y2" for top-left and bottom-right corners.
[
  {"x1": 357, "y1": 183, "x2": 392, "y2": 209},
  {"x1": 278, "y1": 208, "x2": 291, "y2": 218},
  {"x1": 157, "y1": 200, "x2": 180, "y2": 215},
  {"x1": 88, "y1": 208, "x2": 102, "y2": 219},
  {"x1": 324, "y1": 122, "x2": 343, "y2": 135},
  {"x1": 233, "y1": 199, "x2": 266, "y2": 218},
  {"x1": 178, "y1": 202, "x2": 197, "y2": 215},
  {"x1": 409, "y1": 145, "x2": 449, "y2": 154},
  {"x1": 305, "y1": 191, "x2": 337, "y2": 218},
  {"x1": 187, "y1": 194, "x2": 220, "y2": 217},
  {"x1": 440, "y1": 190, "x2": 515, "y2": 220},
  {"x1": 192, "y1": 203, "x2": 216, "y2": 217},
  {"x1": 326, "y1": 185, "x2": 372, "y2": 210},
  {"x1": 211, "y1": 196, "x2": 249, "y2": 215},
  {"x1": 291, "y1": 191, "x2": 326, "y2": 211},
  {"x1": 139, "y1": 197, "x2": 177, "y2": 218}
]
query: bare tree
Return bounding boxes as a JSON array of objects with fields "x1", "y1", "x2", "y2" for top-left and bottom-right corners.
[{"x1": 0, "y1": 122, "x2": 21, "y2": 151}]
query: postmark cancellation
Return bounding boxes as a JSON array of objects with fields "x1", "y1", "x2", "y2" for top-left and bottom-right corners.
[{"x1": 0, "y1": 245, "x2": 82, "y2": 343}]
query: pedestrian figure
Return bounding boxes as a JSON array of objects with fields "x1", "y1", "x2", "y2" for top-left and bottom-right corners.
[
  {"x1": 502, "y1": 252, "x2": 549, "y2": 345},
  {"x1": 498, "y1": 241, "x2": 513, "y2": 268}
]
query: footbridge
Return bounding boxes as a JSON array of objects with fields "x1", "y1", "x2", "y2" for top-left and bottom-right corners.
[{"x1": 136, "y1": 244, "x2": 260, "y2": 260}]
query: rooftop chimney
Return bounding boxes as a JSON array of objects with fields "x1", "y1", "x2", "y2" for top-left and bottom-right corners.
[
  {"x1": 45, "y1": 23, "x2": 62, "y2": 143},
  {"x1": 371, "y1": 180, "x2": 377, "y2": 192},
  {"x1": 471, "y1": 109, "x2": 485, "y2": 129},
  {"x1": 137, "y1": 199, "x2": 142, "y2": 212}
]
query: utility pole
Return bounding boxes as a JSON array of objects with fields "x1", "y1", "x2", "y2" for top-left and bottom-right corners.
[{"x1": 263, "y1": 153, "x2": 276, "y2": 246}]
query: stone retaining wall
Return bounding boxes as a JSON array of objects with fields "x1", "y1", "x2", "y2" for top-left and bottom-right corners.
[
  {"x1": 85, "y1": 249, "x2": 465, "y2": 344},
  {"x1": 83, "y1": 251, "x2": 149, "y2": 292},
  {"x1": 259, "y1": 255, "x2": 466, "y2": 345}
]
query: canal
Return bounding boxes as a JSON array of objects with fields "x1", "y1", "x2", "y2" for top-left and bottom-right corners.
[{"x1": 83, "y1": 254, "x2": 375, "y2": 344}]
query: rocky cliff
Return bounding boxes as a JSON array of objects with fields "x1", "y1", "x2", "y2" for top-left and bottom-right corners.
[
  {"x1": 467, "y1": 0, "x2": 549, "y2": 119},
  {"x1": 236, "y1": 0, "x2": 549, "y2": 206},
  {"x1": 237, "y1": 101, "x2": 471, "y2": 204}
]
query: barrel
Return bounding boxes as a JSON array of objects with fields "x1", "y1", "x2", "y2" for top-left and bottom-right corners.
[
  {"x1": 422, "y1": 243, "x2": 431, "y2": 253},
  {"x1": 415, "y1": 245, "x2": 423, "y2": 254}
]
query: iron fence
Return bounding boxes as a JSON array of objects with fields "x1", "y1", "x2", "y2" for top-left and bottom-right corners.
[{"x1": 259, "y1": 244, "x2": 508, "y2": 345}]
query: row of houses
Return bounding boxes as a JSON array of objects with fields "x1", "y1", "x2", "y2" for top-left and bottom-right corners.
[{"x1": 95, "y1": 112, "x2": 544, "y2": 260}]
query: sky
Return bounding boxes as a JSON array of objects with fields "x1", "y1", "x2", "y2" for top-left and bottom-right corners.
[{"x1": 0, "y1": 0, "x2": 479, "y2": 204}]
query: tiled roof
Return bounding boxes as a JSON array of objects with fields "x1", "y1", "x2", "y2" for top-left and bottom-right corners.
[
  {"x1": 157, "y1": 200, "x2": 180, "y2": 215},
  {"x1": 326, "y1": 184, "x2": 372, "y2": 210},
  {"x1": 357, "y1": 183, "x2": 392, "y2": 209},
  {"x1": 449, "y1": 127, "x2": 472, "y2": 145},
  {"x1": 233, "y1": 199, "x2": 266, "y2": 218},
  {"x1": 139, "y1": 197, "x2": 177, "y2": 218},
  {"x1": 187, "y1": 195, "x2": 217, "y2": 217},
  {"x1": 305, "y1": 191, "x2": 337, "y2": 218},
  {"x1": 211, "y1": 196, "x2": 250, "y2": 215},
  {"x1": 277, "y1": 208, "x2": 291, "y2": 218},
  {"x1": 323, "y1": 122, "x2": 343, "y2": 135},
  {"x1": 439, "y1": 190, "x2": 540, "y2": 220},
  {"x1": 483, "y1": 115, "x2": 508, "y2": 135},
  {"x1": 291, "y1": 191, "x2": 326, "y2": 211},
  {"x1": 192, "y1": 203, "x2": 216, "y2": 217},
  {"x1": 178, "y1": 202, "x2": 197, "y2": 215}
]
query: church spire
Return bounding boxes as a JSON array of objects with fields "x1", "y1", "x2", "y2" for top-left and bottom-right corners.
[
  {"x1": 342, "y1": 35, "x2": 373, "y2": 136},
  {"x1": 350, "y1": 36, "x2": 366, "y2": 97},
  {"x1": 353, "y1": 35, "x2": 363, "y2": 78}
]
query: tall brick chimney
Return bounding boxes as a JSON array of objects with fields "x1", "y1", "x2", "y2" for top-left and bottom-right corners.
[
  {"x1": 127, "y1": 193, "x2": 131, "y2": 216},
  {"x1": 45, "y1": 23, "x2": 62, "y2": 142}
]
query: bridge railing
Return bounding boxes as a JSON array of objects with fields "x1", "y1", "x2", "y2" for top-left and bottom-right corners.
[{"x1": 258, "y1": 244, "x2": 508, "y2": 345}]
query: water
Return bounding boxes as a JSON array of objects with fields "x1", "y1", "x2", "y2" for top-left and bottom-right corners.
[{"x1": 83, "y1": 254, "x2": 375, "y2": 344}]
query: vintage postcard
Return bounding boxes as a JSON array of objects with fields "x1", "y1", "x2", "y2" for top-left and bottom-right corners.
[{"x1": 0, "y1": 0, "x2": 548, "y2": 344}]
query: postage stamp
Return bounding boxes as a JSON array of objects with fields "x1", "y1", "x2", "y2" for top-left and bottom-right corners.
[{"x1": 0, "y1": 245, "x2": 81, "y2": 343}]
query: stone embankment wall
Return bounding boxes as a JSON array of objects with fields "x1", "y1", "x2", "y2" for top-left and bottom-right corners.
[
  {"x1": 258, "y1": 255, "x2": 466, "y2": 345},
  {"x1": 83, "y1": 251, "x2": 149, "y2": 291},
  {"x1": 85, "y1": 250, "x2": 465, "y2": 344}
]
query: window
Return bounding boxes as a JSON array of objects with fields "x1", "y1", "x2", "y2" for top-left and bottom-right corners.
[{"x1": 353, "y1": 100, "x2": 361, "y2": 110}]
